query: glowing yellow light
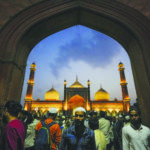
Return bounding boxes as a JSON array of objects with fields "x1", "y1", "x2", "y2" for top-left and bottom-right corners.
[
  {"x1": 115, "y1": 109, "x2": 120, "y2": 113},
  {"x1": 109, "y1": 109, "x2": 113, "y2": 112},
  {"x1": 64, "y1": 102, "x2": 68, "y2": 110},
  {"x1": 35, "y1": 107, "x2": 38, "y2": 112},
  {"x1": 25, "y1": 96, "x2": 32, "y2": 100},
  {"x1": 28, "y1": 80, "x2": 34, "y2": 84},
  {"x1": 86, "y1": 103, "x2": 90, "y2": 111},
  {"x1": 64, "y1": 80, "x2": 67, "y2": 85},
  {"x1": 124, "y1": 96, "x2": 130, "y2": 100},
  {"x1": 95, "y1": 108, "x2": 99, "y2": 112},
  {"x1": 24, "y1": 106, "x2": 27, "y2": 110}
]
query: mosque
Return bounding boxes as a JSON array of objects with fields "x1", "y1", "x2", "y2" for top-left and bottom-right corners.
[{"x1": 24, "y1": 62, "x2": 130, "y2": 116}]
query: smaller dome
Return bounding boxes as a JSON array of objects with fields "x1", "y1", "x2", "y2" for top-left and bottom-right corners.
[
  {"x1": 95, "y1": 87, "x2": 109, "y2": 101},
  {"x1": 45, "y1": 86, "x2": 59, "y2": 100}
]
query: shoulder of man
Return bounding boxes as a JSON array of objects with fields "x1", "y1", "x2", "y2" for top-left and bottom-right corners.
[
  {"x1": 49, "y1": 121, "x2": 60, "y2": 129},
  {"x1": 122, "y1": 124, "x2": 131, "y2": 133},
  {"x1": 62, "y1": 125, "x2": 75, "y2": 135},
  {"x1": 141, "y1": 124, "x2": 150, "y2": 131},
  {"x1": 8, "y1": 119, "x2": 24, "y2": 129},
  {"x1": 85, "y1": 127, "x2": 95, "y2": 136}
]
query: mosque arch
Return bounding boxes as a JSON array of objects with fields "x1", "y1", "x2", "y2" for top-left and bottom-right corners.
[
  {"x1": 68, "y1": 94, "x2": 85, "y2": 109},
  {"x1": 0, "y1": 0, "x2": 150, "y2": 126}
]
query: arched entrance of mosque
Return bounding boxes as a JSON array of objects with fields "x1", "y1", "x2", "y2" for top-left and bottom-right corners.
[
  {"x1": 68, "y1": 95, "x2": 85, "y2": 115},
  {"x1": 0, "y1": 0, "x2": 150, "y2": 126}
]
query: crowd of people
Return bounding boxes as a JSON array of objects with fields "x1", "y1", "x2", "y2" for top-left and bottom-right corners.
[{"x1": 0, "y1": 100, "x2": 150, "y2": 150}]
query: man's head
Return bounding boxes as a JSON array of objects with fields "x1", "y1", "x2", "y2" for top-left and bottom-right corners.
[
  {"x1": 129, "y1": 106, "x2": 141, "y2": 126},
  {"x1": 99, "y1": 111, "x2": 106, "y2": 118},
  {"x1": 47, "y1": 108, "x2": 57, "y2": 120},
  {"x1": 74, "y1": 107, "x2": 86, "y2": 127},
  {"x1": 3, "y1": 100, "x2": 22, "y2": 123},
  {"x1": 89, "y1": 110, "x2": 98, "y2": 118}
]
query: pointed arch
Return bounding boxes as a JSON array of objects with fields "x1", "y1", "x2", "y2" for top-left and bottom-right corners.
[{"x1": 0, "y1": 0, "x2": 150, "y2": 126}]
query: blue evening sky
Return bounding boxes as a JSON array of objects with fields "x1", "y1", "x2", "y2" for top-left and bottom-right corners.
[{"x1": 21, "y1": 25, "x2": 137, "y2": 106}]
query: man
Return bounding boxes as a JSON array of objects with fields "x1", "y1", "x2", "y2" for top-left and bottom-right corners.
[
  {"x1": 0, "y1": 100, "x2": 26, "y2": 150},
  {"x1": 99, "y1": 111, "x2": 111, "y2": 150},
  {"x1": 35, "y1": 108, "x2": 61, "y2": 150},
  {"x1": 89, "y1": 110, "x2": 98, "y2": 119},
  {"x1": 122, "y1": 106, "x2": 150, "y2": 150},
  {"x1": 113, "y1": 115, "x2": 124, "y2": 150},
  {"x1": 59, "y1": 107, "x2": 96, "y2": 150}
]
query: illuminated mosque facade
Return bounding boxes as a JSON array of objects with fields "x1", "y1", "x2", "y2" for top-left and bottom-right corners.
[{"x1": 24, "y1": 62, "x2": 130, "y2": 116}]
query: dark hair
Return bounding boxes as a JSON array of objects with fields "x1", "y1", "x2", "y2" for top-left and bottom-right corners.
[
  {"x1": 31, "y1": 110, "x2": 38, "y2": 119},
  {"x1": 26, "y1": 111, "x2": 34, "y2": 125},
  {"x1": 99, "y1": 111, "x2": 106, "y2": 118},
  {"x1": 18, "y1": 110, "x2": 28, "y2": 121},
  {"x1": 5, "y1": 100, "x2": 22, "y2": 117},
  {"x1": 129, "y1": 106, "x2": 141, "y2": 116},
  {"x1": 89, "y1": 110, "x2": 97, "y2": 116},
  {"x1": 89, "y1": 118, "x2": 99, "y2": 130}
]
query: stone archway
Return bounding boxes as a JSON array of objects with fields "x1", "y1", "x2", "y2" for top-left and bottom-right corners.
[{"x1": 0, "y1": 0, "x2": 150, "y2": 126}]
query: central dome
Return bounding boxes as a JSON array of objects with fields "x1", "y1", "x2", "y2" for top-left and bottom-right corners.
[
  {"x1": 45, "y1": 86, "x2": 59, "y2": 100},
  {"x1": 70, "y1": 76, "x2": 85, "y2": 88},
  {"x1": 95, "y1": 87, "x2": 109, "y2": 101}
]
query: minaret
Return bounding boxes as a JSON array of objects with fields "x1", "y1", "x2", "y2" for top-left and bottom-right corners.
[
  {"x1": 118, "y1": 62, "x2": 130, "y2": 113},
  {"x1": 87, "y1": 79, "x2": 91, "y2": 111},
  {"x1": 25, "y1": 62, "x2": 36, "y2": 101},
  {"x1": 64, "y1": 80, "x2": 68, "y2": 112}
]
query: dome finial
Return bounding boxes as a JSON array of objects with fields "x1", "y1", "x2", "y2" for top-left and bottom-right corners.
[
  {"x1": 70, "y1": 75, "x2": 84, "y2": 88},
  {"x1": 52, "y1": 84, "x2": 54, "y2": 89},
  {"x1": 76, "y1": 75, "x2": 78, "y2": 82},
  {"x1": 100, "y1": 84, "x2": 102, "y2": 89}
]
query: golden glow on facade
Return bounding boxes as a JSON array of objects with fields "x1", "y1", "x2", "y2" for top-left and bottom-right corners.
[{"x1": 24, "y1": 63, "x2": 130, "y2": 114}]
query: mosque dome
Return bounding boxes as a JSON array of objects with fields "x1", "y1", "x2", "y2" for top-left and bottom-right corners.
[
  {"x1": 45, "y1": 86, "x2": 60, "y2": 100},
  {"x1": 95, "y1": 87, "x2": 109, "y2": 101},
  {"x1": 70, "y1": 76, "x2": 85, "y2": 88}
]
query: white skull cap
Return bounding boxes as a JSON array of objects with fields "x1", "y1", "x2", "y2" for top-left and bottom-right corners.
[
  {"x1": 75, "y1": 107, "x2": 86, "y2": 113},
  {"x1": 125, "y1": 115, "x2": 130, "y2": 120},
  {"x1": 49, "y1": 108, "x2": 57, "y2": 114}
]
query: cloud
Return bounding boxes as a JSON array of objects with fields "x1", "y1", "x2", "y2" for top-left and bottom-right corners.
[{"x1": 49, "y1": 26, "x2": 122, "y2": 76}]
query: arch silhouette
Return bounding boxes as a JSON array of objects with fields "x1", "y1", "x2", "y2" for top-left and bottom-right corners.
[{"x1": 0, "y1": 0, "x2": 150, "y2": 126}]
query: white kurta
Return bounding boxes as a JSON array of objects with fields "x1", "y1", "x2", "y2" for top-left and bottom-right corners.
[
  {"x1": 122, "y1": 124, "x2": 150, "y2": 150},
  {"x1": 25, "y1": 119, "x2": 40, "y2": 148}
]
